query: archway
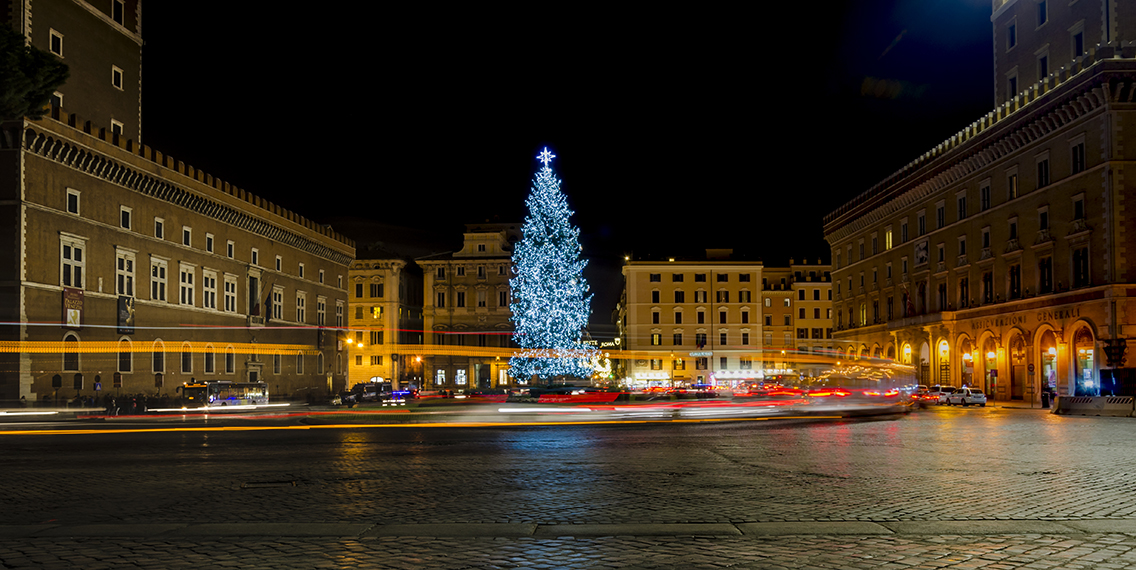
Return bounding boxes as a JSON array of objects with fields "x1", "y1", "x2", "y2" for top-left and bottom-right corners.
[
  {"x1": 937, "y1": 340, "x2": 950, "y2": 386},
  {"x1": 1038, "y1": 329, "x2": 1058, "y2": 397},
  {"x1": 982, "y1": 336, "x2": 999, "y2": 398},
  {"x1": 1073, "y1": 326, "x2": 1096, "y2": 396},
  {"x1": 919, "y1": 341, "x2": 931, "y2": 385},
  {"x1": 958, "y1": 336, "x2": 974, "y2": 387},
  {"x1": 886, "y1": 344, "x2": 896, "y2": 361},
  {"x1": 1009, "y1": 332, "x2": 1026, "y2": 400}
]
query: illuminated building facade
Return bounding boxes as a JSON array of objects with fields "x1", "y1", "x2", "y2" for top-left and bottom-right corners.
[
  {"x1": 418, "y1": 223, "x2": 518, "y2": 390},
  {"x1": 345, "y1": 251, "x2": 424, "y2": 390},
  {"x1": 825, "y1": 0, "x2": 1136, "y2": 402},
  {"x1": 0, "y1": 0, "x2": 354, "y2": 403},
  {"x1": 618, "y1": 252, "x2": 766, "y2": 388}
]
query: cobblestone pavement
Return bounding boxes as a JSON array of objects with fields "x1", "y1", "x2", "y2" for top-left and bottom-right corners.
[{"x1": 1, "y1": 405, "x2": 1134, "y2": 567}]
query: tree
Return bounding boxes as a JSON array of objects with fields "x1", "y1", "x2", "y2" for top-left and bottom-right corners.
[
  {"x1": 0, "y1": 24, "x2": 69, "y2": 121},
  {"x1": 509, "y1": 148, "x2": 595, "y2": 382}
]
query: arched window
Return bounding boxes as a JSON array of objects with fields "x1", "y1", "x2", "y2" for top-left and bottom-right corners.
[
  {"x1": 296, "y1": 351, "x2": 304, "y2": 374},
  {"x1": 225, "y1": 346, "x2": 236, "y2": 374},
  {"x1": 317, "y1": 352, "x2": 325, "y2": 375},
  {"x1": 181, "y1": 342, "x2": 193, "y2": 374},
  {"x1": 204, "y1": 343, "x2": 215, "y2": 374},
  {"x1": 63, "y1": 333, "x2": 80, "y2": 371},
  {"x1": 118, "y1": 337, "x2": 132, "y2": 373},
  {"x1": 152, "y1": 339, "x2": 165, "y2": 373}
]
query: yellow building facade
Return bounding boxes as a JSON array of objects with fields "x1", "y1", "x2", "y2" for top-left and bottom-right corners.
[{"x1": 824, "y1": 0, "x2": 1136, "y2": 402}]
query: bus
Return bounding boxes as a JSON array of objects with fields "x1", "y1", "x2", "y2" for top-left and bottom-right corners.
[{"x1": 177, "y1": 381, "x2": 269, "y2": 407}]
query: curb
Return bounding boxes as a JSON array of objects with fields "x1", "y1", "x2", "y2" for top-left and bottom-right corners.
[{"x1": 4, "y1": 519, "x2": 1136, "y2": 539}]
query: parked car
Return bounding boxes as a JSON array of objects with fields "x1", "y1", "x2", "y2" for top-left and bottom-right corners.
[
  {"x1": 929, "y1": 385, "x2": 956, "y2": 405},
  {"x1": 946, "y1": 387, "x2": 987, "y2": 407}
]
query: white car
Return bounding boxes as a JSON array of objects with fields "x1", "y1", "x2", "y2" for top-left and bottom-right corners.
[
  {"x1": 946, "y1": 387, "x2": 987, "y2": 407},
  {"x1": 929, "y1": 385, "x2": 956, "y2": 405}
]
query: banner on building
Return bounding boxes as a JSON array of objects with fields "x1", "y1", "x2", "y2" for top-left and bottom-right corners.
[
  {"x1": 117, "y1": 295, "x2": 135, "y2": 334},
  {"x1": 63, "y1": 288, "x2": 83, "y2": 329}
]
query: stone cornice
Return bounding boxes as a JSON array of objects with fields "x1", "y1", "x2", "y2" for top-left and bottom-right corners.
[
  {"x1": 824, "y1": 45, "x2": 1136, "y2": 244},
  {"x1": 13, "y1": 121, "x2": 355, "y2": 266}
]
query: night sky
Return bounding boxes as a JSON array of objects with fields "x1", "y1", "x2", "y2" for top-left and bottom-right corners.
[{"x1": 138, "y1": 1, "x2": 994, "y2": 337}]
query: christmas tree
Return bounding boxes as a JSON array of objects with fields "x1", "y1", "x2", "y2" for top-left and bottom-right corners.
[{"x1": 509, "y1": 148, "x2": 595, "y2": 382}]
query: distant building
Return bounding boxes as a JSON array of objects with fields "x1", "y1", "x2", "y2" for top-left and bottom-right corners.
[
  {"x1": 417, "y1": 223, "x2": 520, "y2": 391},
  {"x1": 619, "y1": 254, "x2": 761, "y2": 388},
  {"x1": 345, "y1": 244, "x2": 425, "y2": 390},
  {"x1": 0, "y1": 0, "x2": 354, "y2": 402},
  {"x1": 824, "y1": 0, "x2": 1136, "y2": 401}
]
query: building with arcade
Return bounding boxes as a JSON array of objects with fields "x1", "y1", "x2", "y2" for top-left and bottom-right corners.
[{"x1": 824, "y1": 0, "x2": 1136, "y2": 403}]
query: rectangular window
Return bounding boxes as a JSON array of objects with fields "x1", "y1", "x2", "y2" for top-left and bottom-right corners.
[
  {"x1": 224, "y1": 275, "x2": 237, "y2": 312},
  {"x1": 936, "y1": 205, "x2": 945, "y2": 229},
  {"x1": 317, "y1": 297, "x2": 326, "y2": 326},
  {"x1": 885, "y1": 228, "x2": 893, "y2": 250},
  {"x1": 66, "y1": 188, "x2": 80, "y2": 215},
  {"x1": 720, "y1": 332, "x2": 728, "y2": 345},
  {"x1": 980, "y1": 183, "x2": 991, "y2": 211},
  {"x1": 957, "y1": 195, "x2": 967, "y2": 220},
  {"x1": 651, "y1": 333, "x2": 661, "y2": 346},
  {"x1": 499, "y1": 290, "x2": 508, "y2": 307},
  {"x1": 983, "y1": 271, "x2": 995, "y2": 303},
  {"x1": 1037, "y1": 0, "x2": 1047, "y2": 26},
  {"x1": 251, "y1": 248, "x2": 259, "y2": 266},
  {"x1": 674, "y1": 290, "x2": 685, "y2": 303},
  {"x1": 153, "y1": 218, "x2": 165, "y2": 239},
  {"x1": 649, "y1": 273, "x2": 661, "y2": 282},
  {"x1": 477, "y1": 290, "x2": 487, "y2": 308},
  {"x1": 272, "y1": 287, "x2": 283, "y2": 320},
  {"x1": 1037, "y1": 158, "x2": 1050, "y2": 188},
  {"x1": 150, "y1": 258, "x2": 167, "y2": 301},
  {"x1": 296, "y1": 293, "x2": 306, "y2": 323},
  {"x1": 112, "y1": 0, "x2": 124, "y2": 24},
  {"x1": 437, "y1": 292, "x2": 445, "y2": 308},
  {"x1": 456, "y1": 291, "x2": 466, "y2": 308},
  {"x1": 298, "y1": 263, "x2": 305, "y2": 279},
  {"x1": 370, "y1": 283, "x2": 383, "y2": 297},
  {"x1": 115, "y1": 250, "x2": 135, "y2": 297},
  {"x1": 1008, "y1": 173, "x2": 1019, "y2": 199},
  {"x1": 901, "y1": 220, "x2": 908, "y2": 243},
  {"x1": 182, "y1": 227, "x2": 191, "y2": 247},
  {"x1": 959, "y1": 278, "x2": 970, "y2": 308},
  {"x1": 112, "y1": 65, "x2": 123, "y2": 90},
  {"x1": 1039, "y1": 257, "x2": 1053, "y2": 294},
  {"x1": 205, "y1": 234, "x2": 214, "y2": 254},
  {"x1": 120, "y1": 206, "x2": 132, "y2": 230},
  {"x1": 182, "y1": 348, "x2": 193, "y2": 374},
  {"x1": 111, "y1": 120, "x2": 123, "y2": 137},
  {"x1": 179, "y1": 265, "x2": 194, "y2": 306},
  {"x1": 204, "y1": 351, "x2": 215, "y2": 375},
  {"x1": 717, "y1": 273, "x2": 728, "y2": 283},
  {"x1": 355, "y1": 283, "x2": 364, "y2": 298},
  {"x1": 1007, "y1": 22, "x2": 1017, "y2": 50},
  {"x1": 49, "y1": 29, "x2": 63, "y2": 56},
  {"x1": 202, "y1": 271, "x2": 217, "y2": 310},
  {"x1": 918, "y1": 212, "x2": 926, "y2": 236},
  {"x1": 1073, "y1": 247, "x2": 1090, "y2": 287},
  {"x1": 318, "y1": 269, "x2": 324, "y2": 284},
  {"x1": 1071, "y1": 141, "x2": 1086, "y2": 174},
  {"x1": 275, "y1": 256, "x2": 282, "y2": 272}
]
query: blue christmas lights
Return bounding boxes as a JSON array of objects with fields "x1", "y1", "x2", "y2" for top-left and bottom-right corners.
[{"x1": 509, "y1": 148, "x2": 595, "y2": 381}]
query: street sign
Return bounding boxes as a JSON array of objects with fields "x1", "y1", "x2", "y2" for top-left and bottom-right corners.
[
  {"x1": 94, "y1": 382, "x2": 102, "y2": 392},
  {"x1": 1028, "y1": 363, "x2": 1035, "y2": 374}
]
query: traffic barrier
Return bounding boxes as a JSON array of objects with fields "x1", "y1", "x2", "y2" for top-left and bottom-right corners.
[
  {"x1": 1100, "y1": 396, "x2": 1135, "y2": 417},
  {"x1": 1054, "y1": 396, "x2": 1100, "y2": 415},
  {"x1": 1054, "y1": 396, "x2": 1135, "y2": 417}
]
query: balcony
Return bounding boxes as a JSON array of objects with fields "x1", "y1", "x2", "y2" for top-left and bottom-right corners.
[
  {"x1": 1004, "y1": 238, "x2": 1022, "y2": 254},
  {"x1": 980, "y1": 247, "x2": 993, "y2": 261},
  {"x1": 956, "y1": 254, "x2": 968, "y2": 268},
  {"x1": 1034, "y1": 229, "x2": 1054, "y2": 246},
  {"x1": 1068, "y1": 218, "x2": 1090, "y2": 235}
]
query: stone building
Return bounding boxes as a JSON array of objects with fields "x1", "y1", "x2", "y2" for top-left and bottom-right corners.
[
  {"x1": 0, "y1": 0, "x2": 354, "y2": 403},
  {"x1": 345, "y1": 242, "x2": 426, "y2": 390},
  {"x1": 417, "y1": 223, "x2": 519, "y2": 391},
  {"x1": 824, "y1": 0, "x2": 1136, "y2": 402}
]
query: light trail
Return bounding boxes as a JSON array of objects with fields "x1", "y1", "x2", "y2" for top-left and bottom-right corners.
[{"x1": 0, "y1": 415, "x2": 846, "y2": 436}]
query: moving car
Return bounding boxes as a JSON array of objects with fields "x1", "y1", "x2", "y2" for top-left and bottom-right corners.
[{"x1": 946, "y1": 387, "x2": 987, "y2": 407}]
